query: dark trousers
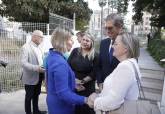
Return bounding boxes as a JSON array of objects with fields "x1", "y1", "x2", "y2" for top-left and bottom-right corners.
[{"x1": 25, "y1": 74, "x2": 44, "y2": 114}]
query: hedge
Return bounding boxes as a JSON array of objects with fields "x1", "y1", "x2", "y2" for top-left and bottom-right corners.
[{"x1": 147, "y1": 35, "x2": 165, "y2": 67}]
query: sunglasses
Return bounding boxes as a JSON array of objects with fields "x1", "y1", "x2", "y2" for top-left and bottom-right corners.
[{"x1": 105, "y1": 26, "x2": 114, "y2": 31}]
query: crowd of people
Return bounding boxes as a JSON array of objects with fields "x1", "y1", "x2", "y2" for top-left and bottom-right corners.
[{"x1": 21, "y1": 13, "x2": 141, "y2": 114}]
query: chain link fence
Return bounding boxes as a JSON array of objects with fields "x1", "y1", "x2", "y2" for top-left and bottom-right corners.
[{"x1": 0, "y1": 13, "x2": 73, "y2": 92}]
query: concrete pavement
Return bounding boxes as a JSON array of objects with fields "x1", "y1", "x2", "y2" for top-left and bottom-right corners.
[{"x1": 0, "y1": 90, "x2": 47, "y2": 114}]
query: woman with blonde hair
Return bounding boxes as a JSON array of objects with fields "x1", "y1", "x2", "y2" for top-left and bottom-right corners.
[
  {"x1": 89, "y1": 32, "x2": 141, "y2": 112},
  {"x1": 46, "y1": 28, "x2": 89, "y2": 114},
  {"x1": 68, "y1": 33, "x2": 99, "y2": 114}
]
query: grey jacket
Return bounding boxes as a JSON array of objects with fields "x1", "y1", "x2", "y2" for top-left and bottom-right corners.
[{"x1": 21, "y1": 42, "x2": 40, "y2": 85}]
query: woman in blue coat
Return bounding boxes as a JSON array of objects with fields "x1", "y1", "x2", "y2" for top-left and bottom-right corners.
[{"x1": 46, "y1": 28, "x2": 88, "y2": 114}]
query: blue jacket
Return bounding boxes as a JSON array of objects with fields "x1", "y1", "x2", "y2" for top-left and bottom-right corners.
[{"x1": 46, "y1": 49, "x2": 85, "y2": 114}]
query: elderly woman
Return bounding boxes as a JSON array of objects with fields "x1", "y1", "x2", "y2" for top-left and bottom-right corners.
[
  {"x1": 46, "y1": 28, "x2": 89, "y2": 114},
  {"x1": 89, "y1": 32, "x2": 141, "y2": 112},
  {"x1": 68, "y1": 33, "x2": 99, "y2": 114}
]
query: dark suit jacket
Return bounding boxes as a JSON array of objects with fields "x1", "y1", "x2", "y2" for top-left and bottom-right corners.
[{"x1": 97, "y1": 38, "x2": 119, "y2": 83}]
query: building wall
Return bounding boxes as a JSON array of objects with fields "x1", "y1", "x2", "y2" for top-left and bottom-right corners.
[{"x1": 134, "y1": 12, "x2": 151, "y2": 36}]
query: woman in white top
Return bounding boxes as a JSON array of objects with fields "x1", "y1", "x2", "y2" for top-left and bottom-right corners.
[{"x1": 89, "y1": 32, "x2": 141, "y2": 111}]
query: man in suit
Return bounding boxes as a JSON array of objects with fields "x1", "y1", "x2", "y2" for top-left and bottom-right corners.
[
  {"x1": 97, "y1": 13, "x2": 124, "y2": 91},
  {"x1": 21, "y1": 30, "x2": 46, "y2": 114}
]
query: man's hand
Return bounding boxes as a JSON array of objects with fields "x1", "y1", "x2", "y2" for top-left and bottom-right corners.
[{"x1": 38, "y1": 67, "x2": 45, "y2": 73}]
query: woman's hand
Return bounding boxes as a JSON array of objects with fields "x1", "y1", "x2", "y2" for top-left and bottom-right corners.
[
  {"x1": 81, "y1": 76, "x2": 92, "y2": 84},
  {"x1": 75, "y1": 78, "x2": 84, "y2": 85},
  {"x1": 87, "y1": 92, "x2": 99, "y2": 108},
  {"x1": 76, "y1": 84, "x2": 86, "y2": 91}
]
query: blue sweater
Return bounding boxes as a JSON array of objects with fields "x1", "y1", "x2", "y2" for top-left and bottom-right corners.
[{"x1": 46, "y1": 49, "x2": 85, "y2": 114}]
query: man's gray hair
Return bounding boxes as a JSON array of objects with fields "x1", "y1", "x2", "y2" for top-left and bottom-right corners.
[{"x1": 106, "y1": 13, "x2": 123, "y2": 28}]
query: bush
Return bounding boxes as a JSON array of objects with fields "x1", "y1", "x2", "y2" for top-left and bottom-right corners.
[{"x1": 147, "y1": 34, "x2": 165, "y2": 67}]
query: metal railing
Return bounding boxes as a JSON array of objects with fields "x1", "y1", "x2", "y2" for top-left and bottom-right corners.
[{"x1": 0, "y1": 13, "x2": 73, "y2": 92}]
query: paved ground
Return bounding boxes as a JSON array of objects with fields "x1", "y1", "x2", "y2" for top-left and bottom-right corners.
[
  {"x1": 0, "y1": 90, "x2": 47, "y2": 114},
  {"x1": 138, "y1": 48, "x2": 164, "y2": 71},
  {"x1": 0, "y1": 47, "x2": 163, "y2": 114}
]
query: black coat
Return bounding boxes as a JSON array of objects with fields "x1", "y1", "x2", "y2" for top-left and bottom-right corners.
[{"x1": 97, "y1": 38, "x2": 119, "y2": 83}]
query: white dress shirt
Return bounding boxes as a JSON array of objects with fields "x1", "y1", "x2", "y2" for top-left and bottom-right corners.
[{"x1": 94, "y1": 58, "x2": 141, "y2": 111}]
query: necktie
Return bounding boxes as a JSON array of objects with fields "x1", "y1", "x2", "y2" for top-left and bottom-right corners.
[
  {"x1": 109, "y1": 40, "x2": 114, "y2": 63},
  {"x1": 109, "y1": 47, "x2": 113, "y2": 63}
]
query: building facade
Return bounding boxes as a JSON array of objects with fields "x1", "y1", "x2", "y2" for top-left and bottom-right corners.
[{"x1": 134, "y1": 12, "x2": 151, "y2": 36}]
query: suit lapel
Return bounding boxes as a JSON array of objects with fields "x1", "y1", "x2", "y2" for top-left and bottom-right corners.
[
  {"x1": 106, "y1": 39, "x2": 111, "y2": 63},
  {"x1": 28, "y1": 43, "x2": 39, "y2": 64}
]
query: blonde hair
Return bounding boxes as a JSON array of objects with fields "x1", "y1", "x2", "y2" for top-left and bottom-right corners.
[
  {"x1": 80, "y1": 33, "x2": 95, "y2": 61},
  {"x1": 118, "y1": 32, "x2": 140, "y2": 59},
  {"x1": 51, "y1": 27, "x2": 71, "y2": 53}
]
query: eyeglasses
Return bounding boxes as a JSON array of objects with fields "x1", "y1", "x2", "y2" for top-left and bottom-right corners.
[{"x1": 105, "y1": 26, "x2": 114, "y2": 31}]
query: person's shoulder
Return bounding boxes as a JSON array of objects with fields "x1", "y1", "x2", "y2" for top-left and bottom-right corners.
[
  {"x1": 102, "y1": 38, "x2": 109, "y2": 42},
  {"x1": 118, "y1": 59, "x2": 137, "y2": 71},
  {"x1": 117, "y1": 60, "x2": 131, "y2": 69},
  {"x1": 22, "y1": 43, "x2": 28, "y2": 48},
  {"x1": 21, "y1": 43, "x2": 30, "y2": 51},
  {"x1": 101, "y1": 38, "x2": 110, "y2": 44},
  {"x1": 72, "y1": 47, "x2": 79, "y2": 52},
  {"x1": 48, "y1": 54, "x2": 68, "y2": 68},
  {"x1": 71, "y1": 47, "x2": 80, "y2": 54}
]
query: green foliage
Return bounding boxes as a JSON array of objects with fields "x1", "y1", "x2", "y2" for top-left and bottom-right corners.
[
  {"x1": 117, "y1": 0, "x2": 129, "y2": 13},
  {"x1": 132, "y1": 0, "x2": 165, "y2": 27},
  {"x1": 50, "y1": 0, "x2": 92, "y2": 30},
  {"x1": 76, "y1": 19, "x2": 88, "y2": 31},
  {"x1": 0, "y1": 0, "x2": 92, "y2": 30},
  {"x1": 0, "y1": 0, "x2": 49, "y2": 22},
  {"x1": 147, "y1": 33, "x2": 165, "y2": 67}
]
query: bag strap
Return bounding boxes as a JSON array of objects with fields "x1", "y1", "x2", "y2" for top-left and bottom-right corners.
[{"x1": 128, "y1": 60, "x2": 146, "y2": 99}]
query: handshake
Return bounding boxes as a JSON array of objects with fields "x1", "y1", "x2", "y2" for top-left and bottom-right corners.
[{"x1": 86, "y1": 92, "x2": 99, "y2": 109}]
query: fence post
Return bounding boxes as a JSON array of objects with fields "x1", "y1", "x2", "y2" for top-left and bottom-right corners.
[
  {"x1": 0, "y1": 83, "x2": 1, "y2": 93},
  {"x1": 47, "y1": 24, "x2": 49, "y2": 36}
]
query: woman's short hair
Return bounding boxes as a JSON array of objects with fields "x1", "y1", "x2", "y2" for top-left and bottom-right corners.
[
  {"x1": 80, "y1": 33, "x2": 95, "y2": 61},
  {"x1": 51, "y1": 27, "x2": 72, "y2": 53},
  {"x1": 118, "y1": 32, "x2": 140, "y2": 59},
  {"x1": 106, "y1": 13, "x2": 123, "y2": 28}
]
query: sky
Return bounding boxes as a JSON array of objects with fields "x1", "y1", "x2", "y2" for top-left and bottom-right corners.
[
  {"x1": 87, "y1": 0, "x2": 134, "y2": 32},
  {"x1": 87, "y1": 0, "x2": 134, "y2": 20},
  {"x1": 88, "y1": 0, "x2": 101, "y2": 10},
  {"x1": 87, "y1": 0, "x2": 134, "y2": 13}
]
